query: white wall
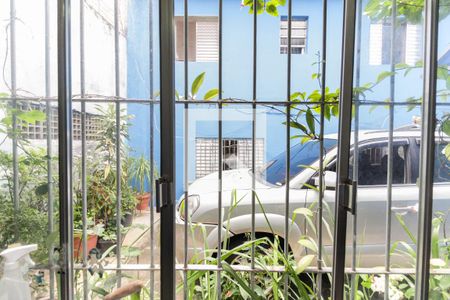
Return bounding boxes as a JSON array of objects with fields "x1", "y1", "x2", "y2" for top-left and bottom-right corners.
[{"x1": 0, "y1": 0, "x2": 128, "y2": 153}]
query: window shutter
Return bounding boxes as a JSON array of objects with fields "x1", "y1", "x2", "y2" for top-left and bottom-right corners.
[
  {"x1": 405, "y1": 24, "x2": 422, "y2": 65},
  {"x1": 174, "y1": 17, "x2": 196, "y2": 61},
  {"x1": 369, "y1": 23, "x2": 383, "y2": 65},
  {"x1": 196, "y1": 21, "x2": 219, "y2": 62}
]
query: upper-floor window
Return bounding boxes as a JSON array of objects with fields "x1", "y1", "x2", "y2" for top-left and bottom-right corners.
[
  {"x1": 175, "y1": 16, "x2": 219, "y2": 62},
  {"x1": 369, "y1": 20, "x2": 422, "y2": 65},
  {"x1": 280, "y1": 16, "x2": 308, "y2": 55}
]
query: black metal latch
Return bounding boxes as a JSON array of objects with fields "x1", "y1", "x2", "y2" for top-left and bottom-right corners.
[
  {"x1": 155, "y1": 177, "x2": 171, "y2": 213},
  {"x1": 339, "y1": 180, "x2": 357, "y2": 215}
]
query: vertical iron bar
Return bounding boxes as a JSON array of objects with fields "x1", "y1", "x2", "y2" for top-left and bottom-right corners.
[
  {"x1": 159, "y1": 0, "x2": 176, "y2": 297},
  {"x1": 148, "y1": 0, "x2": 155, "y2": 298},
  {"x1": 114, "y1": 0, "x2": 122, "y2": 287},
  {"x1": 332, "y1": 0, "x2": 357, "y2": 297},
  {"x1": 217, "y1": 0, "x2": 223, "y2": 298},
  {"x1": 57, "y1": 0, "x2": 74, "y2": 297},
  {"x1": 384, "y1": 1, "x2": 397, "y2": 299},
  {"x1": 44, "y1": 0, "x2": 55, "y2": 298},
  {"x1": 350, "y1": 0, "x2": 363, "y2": 298},
  {"x1": 318, "y1": 0, "x2": 328, "y2": 297},
  {"x1": 415, "y1": 0, "x2": 439, "y2": 298},
  {"x1": 251, "y1": 0, "x2": 257, "y2": 288},
  {"x1": 9, "y1": 0, "x2": 19, "y2": 239},
  {"x1": 284, "y1": 0, "x2": 292, "y2": 298},
  {"x1": 79, "y1": 0, "x2": 88, "y2": 297},
  {"x1": 111, "y1": 0, "x2": 123, "y2": 287},
  {"x1": 183, "y1": 1, "x2": 189, "y2": 298}
]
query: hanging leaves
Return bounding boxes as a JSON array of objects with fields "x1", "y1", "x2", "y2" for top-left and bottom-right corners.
[{"x1": 191, "y1": 72, "x2": 206, "y2": 98}]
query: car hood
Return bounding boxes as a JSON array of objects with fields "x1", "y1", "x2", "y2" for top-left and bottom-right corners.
[{"x1": 188, "y1": 168, "x2": 270, "y2": 195}]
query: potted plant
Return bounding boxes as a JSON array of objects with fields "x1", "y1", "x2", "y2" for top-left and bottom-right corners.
[
  {"x1": 130, "y1": 155, "x2": 154, "y2": 211},
  {"x1": 96, "y1": 226, "x2": 117, "y2": 255},
  {"x1": 121, "y1": 158, "x2": 138, "y2": 226},
  {"x1": 73, "y1": 217, "x2": 104, "y2": 260}
]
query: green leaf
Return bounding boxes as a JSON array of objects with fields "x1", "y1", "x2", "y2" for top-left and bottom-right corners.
[
  {"x1": 90, "y1": 287, "x2": 109, "y2": 296},
  {"x1": 442, "y1": 119, "x2": 450, "y2": 136},
  {"x1": 35, "y1": 183, "x2": 49, "y2": 196},
  {"x1": 222, "y1": 262, "x2": 263, "y2": 300},
  {"x1": 203, "y1": 88, "x2": 219, "y2": 100},
  {"x1": 312, "y1": 73, "x2": 320, "y2": 80},
  {"x1": 332, "y1": 104, "x2": 339, "y2": 116},
  {"x1": 298, "y1": 238, "x2": 318, "y2": 253},
  {"x1": 0, "y1": 92, "x2": 9, "y2": 98},
  {"x1": 376, "y1": 71, "x2": 395, "y2": 83},
  {"x1": 121, "y1": 246, "x2": 142, "y2": 257},
  {"x1": 266, "y1": 1, "x2": 279, "y2": 16},
  {"x1": 305, "y1": 109, "x2": 315, "y2": 135},
  {"x1": 447, "y1": 77, "x2": 450, "y2": 90},
  {"x1": 300, "y1": 136, "x2": 311, "y2": 144},
  {"x1": 191, "y1": 72, "x2": 206, "y2": 97},
  {"x1": 437, "y1": 67, "x2": 448, "y2": 80},
  {"x1": 130, "y1": 292, "x2": 141, "y2": 300},
  {"x1": 395, "y1": 213, "x2": 417, "y2": 244},
  {"x1": 290, "y1": 92, "x2": 303, "y2": 101},
  {"x1": 293, "y1": 207, "x2": 313, "y2": 217},
  {"x1": 444, "y1": 144, "x2": 450, "y2": 160},
  {"x1": 324, "y1": 105, "x2": 331, "y2": 120},
  {"x1": 285, "y1": 121, "x2": 308, "y2": 135},
  {"x1": 395, "y1": 63, "x2": 410, "y2": 69},
  {"x1": 296, "y1": 254, "x2": 314, "y2": 273},
  {"x1": 17, "y1": 110, "x2": 46, "y2": 124}
]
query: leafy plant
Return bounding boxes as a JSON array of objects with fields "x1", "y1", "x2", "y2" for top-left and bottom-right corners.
[
  {"x1": 130, "y1": 154, "x2": 157, "y2": 195},
  {"x1": 177, "y1": 72, "x2": 219, "y2": 101},
  {"x1": 240, "y1": 0, "x2": 286, "y2": 17},
  {"x1": 385, "y1": 211, "x2": 450, "y2": 299},
  {"x1": 0, "y1": 199, "x2": 48, "y2": 262}
]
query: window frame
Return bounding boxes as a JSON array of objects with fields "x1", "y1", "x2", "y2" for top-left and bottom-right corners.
[
  {"x1": 412, "y1": 138, "x2": 450, "y2": 184},
  {"x1": 279, "y1": 16, "x2": 308, "y2": 55},
  {"x1": 174, "y1": 16, "x2": 219, "y2": 62},
  {"x1": 317, "y1": 138, "x2": 413, "y2": 188}
]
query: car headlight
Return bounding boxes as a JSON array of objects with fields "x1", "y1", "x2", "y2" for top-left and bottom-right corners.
[{"x1": 178, "y1": 195, "x2": 200, "y2": 220}]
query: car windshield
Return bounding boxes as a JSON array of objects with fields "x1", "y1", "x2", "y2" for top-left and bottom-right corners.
[{"x1": 257, "y1": 139, "x2": 337, "y2": 186}]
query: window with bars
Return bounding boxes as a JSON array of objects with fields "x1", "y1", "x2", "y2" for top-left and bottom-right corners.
[
  {"x1": 174, "y1": 16, "x2": 219, "y2": 62},
  {"x1": 369, "y1": 21, "x2": 422, "y2": 65},
  {"x1": 280, "y1": 16, "x2": 308, "y2": 54},
  {"x1": 195, "y1": 138, "x2": 264, "y2": 179}
]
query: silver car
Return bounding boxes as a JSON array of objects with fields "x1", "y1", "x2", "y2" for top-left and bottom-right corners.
[{"x1": 176, "y1": 125, "x2": 450, "y2": 267}]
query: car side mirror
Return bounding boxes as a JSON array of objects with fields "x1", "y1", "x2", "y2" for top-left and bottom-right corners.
[{"x1": 312, "y1": 171, "x2": 337, "y2": 189}]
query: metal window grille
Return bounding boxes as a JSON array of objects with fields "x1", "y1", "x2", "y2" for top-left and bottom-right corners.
[
  {"x1": 1, "y1": 0, "x2": 447, "y2": 299},
  {"x1": 195, "y1": 137, "x2": 264, "y2": 178}
]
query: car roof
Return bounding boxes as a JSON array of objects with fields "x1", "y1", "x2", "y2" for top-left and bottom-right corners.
[{"x1": 324, "y1": 124, "x2": 448, "y2": 142}]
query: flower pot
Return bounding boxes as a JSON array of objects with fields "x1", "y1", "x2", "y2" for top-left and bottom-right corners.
[
  {"x1": 121, "y1": 212, "x2": 134, "y2": 227},
  {"x1": 73, "y1": 233, "x2": 98, "y2": 260},
  {"x1": 136, "y1": 193, "x2": 151, "y2": 211},
  {"x1": 97, "y1": 238, "x2": 116, "y2": 255}
]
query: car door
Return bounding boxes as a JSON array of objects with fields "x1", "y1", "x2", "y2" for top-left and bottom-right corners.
[
  {"x1": 352, "y1": 139, "x2": 419, "y2": 267},
  {"x1": 305, "y1": 138, "x2": 417, "y2": 267},
  {"x1": 411, "y1": 138, "x2": 450, "y2": 246}
]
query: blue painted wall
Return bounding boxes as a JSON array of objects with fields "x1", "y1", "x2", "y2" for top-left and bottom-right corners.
[{"x1": 127, "y1": 0, "x2": 450, "y2": 198}]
